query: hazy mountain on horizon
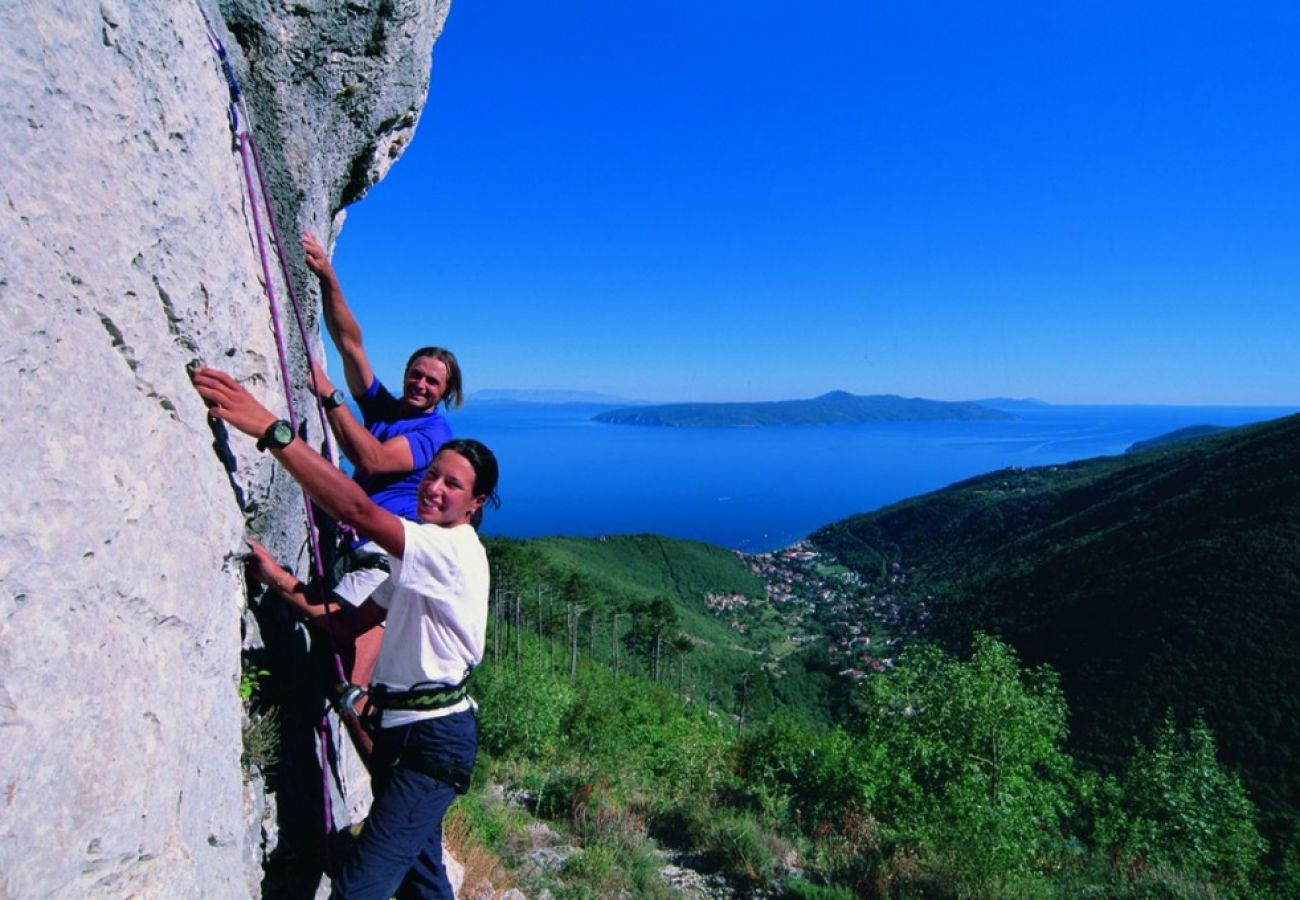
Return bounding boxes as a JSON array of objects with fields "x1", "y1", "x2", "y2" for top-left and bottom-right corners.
[
  {"x1": 594, "y1": 390, "x2": 1015, "y2": 427},
  {"x1": 973, "y1": 396, "x2": 1051, "y2": 410},
  {"x1": 469, "y1": 388, "x2": 1043, "y2": 414}
]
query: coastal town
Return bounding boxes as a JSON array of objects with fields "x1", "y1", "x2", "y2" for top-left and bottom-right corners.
[{"x1": 705, "y1": 540, "x2": 934, "y2": 679}]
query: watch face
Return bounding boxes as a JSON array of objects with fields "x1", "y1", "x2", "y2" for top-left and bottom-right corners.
[
  {"x1": 270, "y1": 421, "x2": 294, "y2": 447},
  {"x1": 258, "y1": 420, "x2": 295, "y2": 452},
  {"x1": 327, "y1": 389, "x2": 346, "y2": 409}
]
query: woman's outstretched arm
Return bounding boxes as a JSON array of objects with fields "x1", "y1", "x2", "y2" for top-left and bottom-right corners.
[
  {"x1": 245, "y1": 539, "x2": 387, "y2": 638},
  {"x1": 191, "y1": 366, "x2": 405, "y2": 559}
]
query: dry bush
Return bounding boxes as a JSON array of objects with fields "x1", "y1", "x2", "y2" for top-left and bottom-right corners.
[{"x1": 445, "y1": 806, "x2": 513, "y2": 898}]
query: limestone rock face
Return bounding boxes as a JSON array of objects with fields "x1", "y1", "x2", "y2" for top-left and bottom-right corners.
[{"x1": 0, "y1": 0, "x2": 448, "y2": 895}]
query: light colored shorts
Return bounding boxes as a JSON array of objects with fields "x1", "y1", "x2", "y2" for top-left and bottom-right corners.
[{"x1": 331, "y1": 540, "x2": 395, "y2": 610}]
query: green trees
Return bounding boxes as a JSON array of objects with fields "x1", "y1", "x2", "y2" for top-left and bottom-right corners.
[
  {"x1": 735, "y1": 635, "x2": 1079, "y2": 894},
  {"x1": 623, "y1": 594, "x2": 681, "y2": 681},
  {"x1": 855, "y1": 635, "x2": 1075, "y2": 864},
  {"x1": 473, "y1": 532, "x2": 1285, "y2": 896},
  {"x1": 812, "y1": 412, "x2": 1300, "y2": 841},
  {"x1": 735, "y1": 635, "x2": 1272, "y2": 896},
  {"x1": 850, "y1": 635, "x2": 1077, "y2": 893},
  {"x1": 1098, "y1": 715, "x2": 1266, "y2": 894},
  {"x1": 472, "y1": 613, "x2": 1276, "y2": 897}
]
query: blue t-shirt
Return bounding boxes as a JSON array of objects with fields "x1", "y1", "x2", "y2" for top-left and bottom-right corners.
[{"x1": 354, "y1": 377, "x2": 453, "y2": 522}]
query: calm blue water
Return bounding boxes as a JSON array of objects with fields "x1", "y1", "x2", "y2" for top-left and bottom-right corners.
[{"x1": 442, "y1": 403, "x2": 1296, "y2": 553}]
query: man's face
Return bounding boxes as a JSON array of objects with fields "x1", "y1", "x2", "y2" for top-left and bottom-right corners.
[{"x1": 401, "y1": 355, "x2": 449, "y2": 413}]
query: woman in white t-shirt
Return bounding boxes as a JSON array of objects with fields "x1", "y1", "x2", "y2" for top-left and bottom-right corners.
[{"x1": 193, "y1": 367, "x2": 498, "y2": 899}]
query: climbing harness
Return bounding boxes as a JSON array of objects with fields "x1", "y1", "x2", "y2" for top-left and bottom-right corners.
[
  {"x1": 367, "y1": 675, "x2": 474, "y2": 714},
  {"x1": 364, "y1": 669, "x2": 475, "y2": 720},
  {"x1": 351, "y1": 671, "x2": 478, "y2": 795},
  {"x1": 333, "y1": 668, "x2": 475, "y2": 735}
]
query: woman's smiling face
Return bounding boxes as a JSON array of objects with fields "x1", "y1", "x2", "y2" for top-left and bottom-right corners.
[{"x1": 417, "y1": 449, "x2": 484, "y2": 526}]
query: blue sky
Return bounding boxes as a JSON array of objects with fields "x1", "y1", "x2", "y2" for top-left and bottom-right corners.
[{"x1": 330, "y1": 0, "x2": 1300, "y2": 405}]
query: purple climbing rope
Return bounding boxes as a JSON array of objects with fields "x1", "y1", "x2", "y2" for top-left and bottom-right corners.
[
  {"x1": 235, "y1": 130, "x2": 338, "y2": 660},
  {"x1": 200, "y1": 10, "x2": 355, "y2": 851},
  {"x1": 205, "y1": 24, "x2": 345, "y2": 684},
  {"x1": 246, "y1": 133, "x2": 338, "y2": 465}
]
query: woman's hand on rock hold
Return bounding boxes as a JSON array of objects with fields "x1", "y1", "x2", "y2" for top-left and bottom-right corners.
[
  {"x1": 244, "y1": 539, "x2": 289, "y2": 590},
  {"x1": 190, "y1": 367, "x2": 278, "y2": 439}
]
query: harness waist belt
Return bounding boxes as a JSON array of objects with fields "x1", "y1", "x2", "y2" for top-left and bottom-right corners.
[{"x1": 368, "y1": 677, "x2": 470, "y2": 712}]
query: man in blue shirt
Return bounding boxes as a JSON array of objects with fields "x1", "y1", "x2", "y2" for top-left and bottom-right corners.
[{"x1": 301, "y1": 232, "x2": 462, "y2": 685}]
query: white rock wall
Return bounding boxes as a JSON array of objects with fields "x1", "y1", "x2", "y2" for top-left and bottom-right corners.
[{"x1": 0, "y1": 1, "x2": 448, "y2": 895}]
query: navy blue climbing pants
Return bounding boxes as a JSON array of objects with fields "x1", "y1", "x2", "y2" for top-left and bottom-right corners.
[{"x1": 330, "y1": 710, "x2": 477, "y2": 900}]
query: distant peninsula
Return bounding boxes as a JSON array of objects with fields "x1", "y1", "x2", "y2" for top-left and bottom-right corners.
[
  {"x1": 1126, "y1": 424, "x2": 1229, "y2": 454},
  {"x1": 592, "y1": 390, "x2": 1016, "y2": 427}
]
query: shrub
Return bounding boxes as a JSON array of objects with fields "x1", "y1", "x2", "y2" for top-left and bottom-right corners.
[
  {"x1": 707, "y1": 814, "x2": 784, "y2": 889},
  {"x1": 647, "y1": 795, "x2": 715, "y2": 852},
  {"x1": 1099, "y1": 715, "x2": 1265, "y2": 894},
  {"x1": 803, "y1": 803, "x2": 883, "y2": 894},
  {"x1": 560, "y1": 844, "x2": 622, "y2": 894},
  {"x1": 242, "y1": 707, "x2": 279, "y2": 772},
  {"x1": 737, "y1": 714, "x2": 878, "y2": 826},
  {"x1": 238, "y1": 659, "x2": 278, "y2": 773},
  {"x1": 534, "y1": 768, "x2": 591, "y2": 822},
  {"x1": 782, "y1": 877, "x2": 857, "y2": 900},
  {"x1": 559, "y1": 668, "x2": 732, "y2": 804},
  {"x1": 447, "y1": 789, "x2": 519, "y2": 853},
  {"x1": 475, "y1": 660, "x2": 575, "y2": 760}
]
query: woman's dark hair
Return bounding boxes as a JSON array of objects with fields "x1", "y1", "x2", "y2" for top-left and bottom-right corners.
[
  {"x1": 405, "y1": 346, "x2": 464, "y2": 410},
  {"x1": 436, "y1": 439, "x2": 500, "y2": 528}
]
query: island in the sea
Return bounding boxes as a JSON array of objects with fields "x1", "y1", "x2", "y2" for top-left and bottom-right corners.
[{"x1": 592, "y1": 390, "x2": 1016, "y2": 427}]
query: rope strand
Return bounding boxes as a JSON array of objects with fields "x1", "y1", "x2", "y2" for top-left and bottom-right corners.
[
  {"x1": 204, "y1": 22, "x2": 346, "y2": 682},
  {"x1": 199, "y1": 10, "x2": 354, "y2": 850}
]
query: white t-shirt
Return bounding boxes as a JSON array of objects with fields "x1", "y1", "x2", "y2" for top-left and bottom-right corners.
[{"x1": 371, "y1": 519, "x2": 489, "y2": 726}]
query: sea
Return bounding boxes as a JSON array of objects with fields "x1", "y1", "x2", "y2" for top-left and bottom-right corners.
[{"x1": 440, "y1": 402, "x2": 1297, "y2": 554}]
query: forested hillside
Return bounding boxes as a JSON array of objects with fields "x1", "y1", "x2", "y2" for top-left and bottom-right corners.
[
  {"x1": 453, "y1": 524, "x2": 1291, "y2": 897},
  {"x1": 813, "y1": 413, "x2": 1300, "y2": 833}
]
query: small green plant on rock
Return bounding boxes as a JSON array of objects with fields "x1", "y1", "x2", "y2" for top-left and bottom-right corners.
[{"x1": 239, "y1": 660, "x2": 279, "y2": 774}]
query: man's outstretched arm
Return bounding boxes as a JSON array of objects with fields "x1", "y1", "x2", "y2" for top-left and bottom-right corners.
[
  {"x1": 310, "y1": 359, "x2": 417, "y2": 477},
  {"x1": 303, "y1": 232, "x2": 374, "y2": 397}
]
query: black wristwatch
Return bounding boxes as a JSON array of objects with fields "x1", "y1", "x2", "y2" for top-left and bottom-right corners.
[
  {"x1": 322, "y1": 389, "x2": 347, "y2": 411},
  {"x1": 256, "y1": 419, "x2": 295, "y2": 452}
]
